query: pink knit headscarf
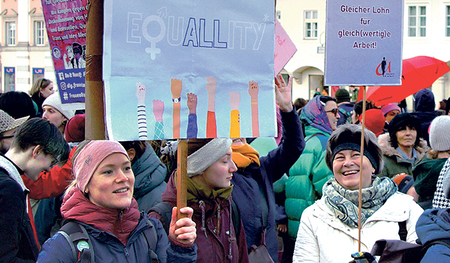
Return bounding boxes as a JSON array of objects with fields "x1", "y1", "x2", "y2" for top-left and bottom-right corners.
[{"x1": 73, "y1": 140, "x2": 129, "y2": 193}]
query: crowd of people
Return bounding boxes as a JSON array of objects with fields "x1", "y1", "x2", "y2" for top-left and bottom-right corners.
[{"x1": 2, "y1": 76, "x2": 450, "y2": 263}]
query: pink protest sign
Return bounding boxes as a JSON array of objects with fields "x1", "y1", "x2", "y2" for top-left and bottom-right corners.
[
  {"x1": 41, "y1": 0, "x2": 87, "y2": 104},
  {"x1": 274, "y1": 18, "x2": 297, "y2": 76}
]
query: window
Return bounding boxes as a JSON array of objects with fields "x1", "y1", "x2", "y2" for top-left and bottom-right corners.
[
  {"x1": 5, "y1": 22, "x2": 16, "y2": 46},
  {"x1": 447, "y1": 6, "x2": 450, "y2": 37},
  {"x1": 4, "y1": 67, "x2": 15, "y2": 92},
  {"x1": 408, "y1": 6, "x2": 426, "y2": 37},
  {"x1": 304, "y1": 11, "x2": 318, "y2": 39},
  {"x1": 32, "y1": 68, "x2": 44, "y2": 85},
  {"x1": 34, "y1": 21, "x2": 45, "y2": 46}
]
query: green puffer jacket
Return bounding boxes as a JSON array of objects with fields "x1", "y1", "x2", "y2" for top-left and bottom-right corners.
[
  {"x1": 285, "y1": 125, "x2": 333, "y2": 239},
  {"x1": 378, "y1": 133, "x2": 428, "y2": 178}
]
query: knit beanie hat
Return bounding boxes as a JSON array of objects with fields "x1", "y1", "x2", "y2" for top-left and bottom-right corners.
[
  {"x1": 388, "y1": 113, "x2": 422, "y2": 138},
  {"x1": 326, "y1": 124, "x2": 384, "y2": 175},
  {"x1": 335, "y1": 89, "x2": 350, "y2": 104},
  {"x1": 42, "y1": 93, "x2": 75, "y2": 120},
  {"x1": 64, "y1": 114, "x2": 85, "y2": 143},
  {"x1": 187, "y1": 138, "x2": 232, "y2": 177},
  {"x1": 358, "y1": 109, "x2": 385, "y2": 137},
  {"x1": 0, "y1": 110, "x2": 29, "y2": 133},
  {"x1": 73, "y1": 140, "x2": 129, "y2": 193},
  {"x1": 429, "y1": 115, "x2": 450, "y2": 151},
  {"x1": 381, "y1": 103, "x2": 401, "y2": 116}
]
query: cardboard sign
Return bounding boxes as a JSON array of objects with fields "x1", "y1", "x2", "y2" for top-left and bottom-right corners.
[
  {"x1": 104, "y1": 0, "x2": 276, "y2": 140},
  {"x1": 325, "y1": 0, "x2": 403, "y2": 86},
  {"x1": 41, "y1": 0, "x2": 87, "y2": 105}
]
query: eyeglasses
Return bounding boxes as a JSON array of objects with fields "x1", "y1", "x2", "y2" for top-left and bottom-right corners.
[
  {"x1": 0, "y1": 135, "x2": 14, "y2": 140},
  {"x1": 326, "y1": 108, "x2": 339, "y2": 116}
]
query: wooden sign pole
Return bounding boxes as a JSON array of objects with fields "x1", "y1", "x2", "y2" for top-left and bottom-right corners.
[
  {"x1": 357, "y1": 86, "x2": 367, "y2": 252},
  {"x1": 85, "y1": 0, "x2": 106, "y2": 140},
  {"x1": 176, "y1": 139, "x2": 188, "y2": 219}
]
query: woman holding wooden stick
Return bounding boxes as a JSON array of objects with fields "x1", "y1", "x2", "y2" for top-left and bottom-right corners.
[
  {"x1": 162, "y1": 138, "x2": 249, "y2": 263},
  {"x1": 292, "y1": 124, "x2": 423, "y2": 263}
]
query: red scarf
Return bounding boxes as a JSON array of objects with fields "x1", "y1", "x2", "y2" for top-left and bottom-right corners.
[{"x1": 61, "y1": 187, "x2": 140, "y2": 246}]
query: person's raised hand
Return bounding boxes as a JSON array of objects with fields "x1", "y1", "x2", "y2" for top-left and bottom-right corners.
[
  {"x1": 187, "y1": 93, "x2": 197, "y2": 114},
  {"x1": 170, "y1": 79, "x2": 182, "y2": 98},
  {"x1": 275, "y1": 74, "x2": 293, "y2": 112},
  {"x1": 136, "y1": 82, "x2": 146, "y2": 104}
]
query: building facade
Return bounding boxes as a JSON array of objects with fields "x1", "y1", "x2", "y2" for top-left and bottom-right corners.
[
  {"x1": 277, "y1": 0, "x2": 450, "y2": 108},
  {"x1": 1, "y1": 0, "x2": 449, "y2": 108},
  {"x1": 0, "y1": 0, "x2": 54, "y2": 94}
]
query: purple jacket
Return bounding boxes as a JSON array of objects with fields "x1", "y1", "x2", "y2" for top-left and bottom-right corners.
[{"x1": 162, "y1": 175, "x2": 249, "y2": 263}]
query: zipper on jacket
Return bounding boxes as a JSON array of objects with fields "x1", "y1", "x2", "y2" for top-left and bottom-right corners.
[
  {"x1": 216, "y1": 203, "x2": 221, "y2": 236},
  {"x1": 119, "y1": 209, "x2": 124, "y2": 234},
  {"x1": 199, "y1": 200, "x2": 208, "y2": 237}
]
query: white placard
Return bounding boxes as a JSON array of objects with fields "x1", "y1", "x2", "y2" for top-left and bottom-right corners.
[{"x1": 325, "y1": 0, "x2": 403, "y2": 86}]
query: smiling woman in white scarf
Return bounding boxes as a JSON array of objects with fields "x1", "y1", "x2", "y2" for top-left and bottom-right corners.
[{"x1": 293, "y1": 124, "x2": 423, "y2": 263}]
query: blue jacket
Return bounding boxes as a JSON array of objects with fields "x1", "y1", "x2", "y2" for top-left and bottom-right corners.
[
  {"x1": 231, "y1": 109, "x2": 304, "y2": 262},
  {"x1": 133, "y1": 142, "x2": 167, "y2": 213},
  {"x1": 37, "y1": 216, "x2": 196, "y2": 263},
  {"x1": 416, "y1": 208, "x2": 450, "y2": 262}
]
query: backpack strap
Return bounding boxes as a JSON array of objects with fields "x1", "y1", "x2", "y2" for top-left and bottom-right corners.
[
  {"x1": 59, "y1": 218, "x2": 161, "y2": 263},
  {"x1": 398, "y1": 221, "x2": 407, "y2": 241},
  {"x1": 58, "y1": 221, "x2": 94, "y2": 263},
  {"x1": 143, "y1": 218, "x2": 160, "y2": 263}
]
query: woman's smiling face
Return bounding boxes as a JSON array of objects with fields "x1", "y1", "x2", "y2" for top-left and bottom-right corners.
[
  {"x1": 332, "y1": 149, "x2": 375, "y2": 190},
  {"x1": 85, "y1": 153, "x2": 135, "y2": 209}
]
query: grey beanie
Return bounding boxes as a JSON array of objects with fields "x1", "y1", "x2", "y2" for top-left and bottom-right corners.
[
  {"x1": 429, "y1": 116, "x2": 450, "y2": 151},
  {"x1": 187, "y1": 138, "x2": 232, "y2": 177},
  {"x1": 42, "y1": 93, "x2": 75, "y2": 120}
]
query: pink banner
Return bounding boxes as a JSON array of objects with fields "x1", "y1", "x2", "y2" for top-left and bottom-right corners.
[{"x1": 41, "y1": 0, "x2": 88, "y2": 103}]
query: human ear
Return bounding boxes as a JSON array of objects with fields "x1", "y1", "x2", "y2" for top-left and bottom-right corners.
[
  {"x1": 32, "y1": 145, "x2": 44, "y2": 157},
  {"x1": 127, "y1": 148, "x2": 136, "y2": 162}
]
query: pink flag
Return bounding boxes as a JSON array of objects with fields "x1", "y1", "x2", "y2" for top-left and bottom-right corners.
[{"x1": 274, "y1": 18, "x2": 297, "y2": 76}]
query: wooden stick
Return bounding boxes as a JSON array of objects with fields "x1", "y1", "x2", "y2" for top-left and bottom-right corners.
[
  {"x1": 85, "y1": 0, "x2": 106, "y2": 140},
  {"x1": 358, "y1": 86, "x2": 367, "y2": 252},
  {"x1": 176, "y1": 139, "x2": 188, "y2": 220}
]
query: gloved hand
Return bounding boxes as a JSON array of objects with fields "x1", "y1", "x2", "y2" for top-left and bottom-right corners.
[{"x1": 349, "y1": 252, "x2": 377, "y2": 263}]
